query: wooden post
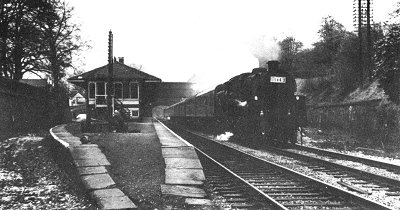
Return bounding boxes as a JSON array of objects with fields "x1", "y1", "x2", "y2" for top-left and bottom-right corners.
[
  {"x1": 85, "y1": 81, "x2": 91, "y2": 131},
  {"x1": 107, "y1": 30, "x2": 114, "y2": 122}
]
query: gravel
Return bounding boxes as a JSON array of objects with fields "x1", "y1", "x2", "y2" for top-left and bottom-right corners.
[{"x1": 0, "y1": 132, "x2": 94, "y2": 210}]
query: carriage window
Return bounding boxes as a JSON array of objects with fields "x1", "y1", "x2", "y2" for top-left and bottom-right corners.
[
  {"x1": 89, "y1": 83, "x2": 95, "y2": 99},
  {"x1": 130, "y1": 83, "x2": 139, "y2": 99},
  {"x1": 114, "y1": 83, "x2": 123, "y2": 99}
]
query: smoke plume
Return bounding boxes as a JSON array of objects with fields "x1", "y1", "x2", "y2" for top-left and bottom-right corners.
[{"x1": 249, "y1": 35, "x2": 281, "y2": 68}]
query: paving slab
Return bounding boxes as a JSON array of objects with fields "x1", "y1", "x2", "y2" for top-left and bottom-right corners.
[
  {"x1": 185, "y1": 198, "x2": 213, "y2": 205},
  {"x1": 81, "y1": 173, "x2": 115, "y2": 190},
  {"x1": 55, "y1": 132, "x2": 74, "y2": 138},
  {"x1": 161, "y1": 147, "x2": 199, "y2": 159},
  {"x1": 61, "y1": 136, "x2": 82, "y2": 142},
  {"x1": 90, "y1": 188, "x2": 126, "y2": 198},
  {"x1": 158, "y1": 136, "x2": 188, "y2": 147},
  {"x1": 90, "y1": 188, "x2": 138, "y2": 209},
  {"x1": 78, "y1": 166, "x2": 108, "y2": 175},
  {"x1": 65, "y1": 141, "x2": 82, "y2": 146},
  {"x1": 63, "y1": 139, "x2": 82, "y2": 144},
  {"x1": 72, "y1": 144, "x2": 99, "y2": 148},
  {"x1": 165, "y1": 168, "x2": 205, "y2": 185},
  {"x1": 95, "y1": 195, "x2": 137, "y2": 210},
  {"x1": 165, "y1": 158, "x2": 203, "y2": 169},
  {"x1": 161, "y1": 184, "x2": 206, "y2": 198},
  {"x1": 51, "y1": 126, "x2": 66, "y2": 133},
  {"x1": 70, "y1": 146, "x2": 106, "y2": 160},
  {"x1": 70, "y1": 145, "x2": 102, "y2": 152},
  {"x1": 74, "y1": 158, "x2": 111, "y2": 167},
  {"x1": 153, "y1": 122, "x2": 192, "y2": 147}
]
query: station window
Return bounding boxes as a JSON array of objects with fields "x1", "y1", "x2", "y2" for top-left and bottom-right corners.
[
  {"x1": 129, "y1": 108, "x2": 139, "y2": 117},
  {"x1": 130, "y1": 82, "x2": 139, "y2": 99},
  {"x1": 114, "y1": 82, "x2": 123, "y2": 99},
  {"x1": 95, "y1": 82, "x2": 107, "y2": 105},
  {"x1": 96, "y1": 82, "x2": 106, "y2": 95},
  {"x1": 131, "y1": 110, "x2": 139, "y2": 117},
  {"x1": 89, "y1": 82, "x2": 95, "y2": 99}
]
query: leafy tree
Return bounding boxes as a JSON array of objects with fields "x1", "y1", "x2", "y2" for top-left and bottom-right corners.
[
  {"x1": 374, "y1": 24, "x2": 400, "y2": 103},
  {"x1": 373, "y1": 3, "x2": 400, "y2": 104},
  {"x1": 313, "y1": 16, "x2": 347, "y2": 74},
  {"x1": 291, "y1": 16, "x2": 349, "y2": 78},
  {"x1": 279, "y1": 36, "x2": 303, "y2": 72},
  {"x1": 333, "y1": 33, "x2": 360, "y2": 93}
]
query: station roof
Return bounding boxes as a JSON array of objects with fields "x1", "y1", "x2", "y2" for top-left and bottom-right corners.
[{"x1": 68, "y1": 62, "x2": 162, "y2": 84}]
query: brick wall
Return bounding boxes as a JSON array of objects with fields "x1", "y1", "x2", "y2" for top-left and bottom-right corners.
[{"x1": 0, "y1": 78, "x2": 63, "y2": 135}]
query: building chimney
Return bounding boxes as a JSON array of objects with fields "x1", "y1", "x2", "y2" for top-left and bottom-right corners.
[
  {"x1": 118, "y1": 57, "x2": 124, "y2": 64},
  {"x1": 267, "y1": 60, "x2": 280, "y2": 72}
]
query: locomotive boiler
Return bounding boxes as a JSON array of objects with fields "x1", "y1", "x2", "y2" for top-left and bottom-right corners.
[{"x1": 164, "y1": 60, "x2": 306, "y2": 147}]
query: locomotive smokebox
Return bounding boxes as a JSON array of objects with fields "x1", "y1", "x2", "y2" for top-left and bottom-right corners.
[{"x1": 267, "y1": 60, "x2": 280, "y2": 72}]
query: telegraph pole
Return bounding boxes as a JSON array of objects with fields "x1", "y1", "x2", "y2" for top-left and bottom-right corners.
[{"x1": 107, "y1": 30, "x2": 114, "y2": 121}]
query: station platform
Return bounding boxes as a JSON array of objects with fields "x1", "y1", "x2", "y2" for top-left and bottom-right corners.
[
  {"x1": 50, "y1": 118, "x2": 211, "y2": 209},
  {"x1": 153, "y1": 120, "x2": 209, "y2": 200}
]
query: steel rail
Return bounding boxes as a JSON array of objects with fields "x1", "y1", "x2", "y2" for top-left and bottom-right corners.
[
  {"x1": 294, "y1": 144, "x2": 400, "y2": 173},
  {"x1": 274, "y1": 146, "x2": 400, "y2": 188},
  {"x1": 171, "y1": 126, "x2": 394, "y2": 210},
  {"x1": 195, "y1": 146, "x2": 288, "y2": 209}
]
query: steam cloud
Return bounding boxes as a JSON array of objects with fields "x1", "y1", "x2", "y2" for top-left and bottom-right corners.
[
  {"x1": 249, "y1": 35, "x2": 281, "y2": 68},
  {"x1": 216, "y1": 132, "x2": 234, "y2": 141}
]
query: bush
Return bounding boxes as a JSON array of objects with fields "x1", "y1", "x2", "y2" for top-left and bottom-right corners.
[{"x1": 301, "y1": 76, "x2": 334, "y2": 94}]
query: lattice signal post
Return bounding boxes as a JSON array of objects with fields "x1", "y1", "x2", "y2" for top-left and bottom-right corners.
[{"x1": 353, "y1": 0, "x2": 373, "y2": 82}]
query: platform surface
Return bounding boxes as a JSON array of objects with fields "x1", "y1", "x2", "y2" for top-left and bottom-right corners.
[
  {"x1": 50, "y1": 124, "x2": 137, "y2": 209},
  {"x1": 164, "y1": 158, "x2": 203, "y2": 169},
  {"x1": 161, "y1": 147, "x2": 199, "y2": 159},
  {"x1": 154, "y1": 120, "x2": 206, "y2": 196},
  {"x1": 161, "y1": 184, "x2": 206, "y2": 198}
]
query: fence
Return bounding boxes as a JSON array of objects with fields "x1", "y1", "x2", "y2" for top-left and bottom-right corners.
[{"x1": 307, "y1": 99, "x2": 399, "y2": 147}]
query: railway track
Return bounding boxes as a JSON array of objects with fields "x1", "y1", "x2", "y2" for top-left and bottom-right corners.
[
  {"x1": 292, "y1": 144, "x2": 400, "y2": 175},
  {"x1": 265, "y1": 145, "x2": 400, "y2": 195},
  {"x1": 167, "y1": 123, "x2": 394, "y2": 209}
]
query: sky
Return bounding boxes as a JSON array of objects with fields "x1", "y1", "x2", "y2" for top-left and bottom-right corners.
[{"x1": 66, "y1": 0, "x2": 399, "y2": 91}]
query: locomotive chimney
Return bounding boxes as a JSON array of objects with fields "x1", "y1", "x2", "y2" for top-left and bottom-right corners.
[{"x1": 267, "y1": 60, "x2": 280, "y2": 72}]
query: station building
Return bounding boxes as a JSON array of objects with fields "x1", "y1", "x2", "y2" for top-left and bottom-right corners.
[{"x1": 68, "y1": 58, "x2": 196, "y2": 120}]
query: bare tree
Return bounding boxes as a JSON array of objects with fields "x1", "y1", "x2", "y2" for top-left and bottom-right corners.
[{"x1": 0, "y1": 0, "x2": 87, "y2": 86}]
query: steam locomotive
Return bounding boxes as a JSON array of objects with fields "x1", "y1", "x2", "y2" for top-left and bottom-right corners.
[{"x1": 164, "y1": 60, "x2": 307, "y2": 146}]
